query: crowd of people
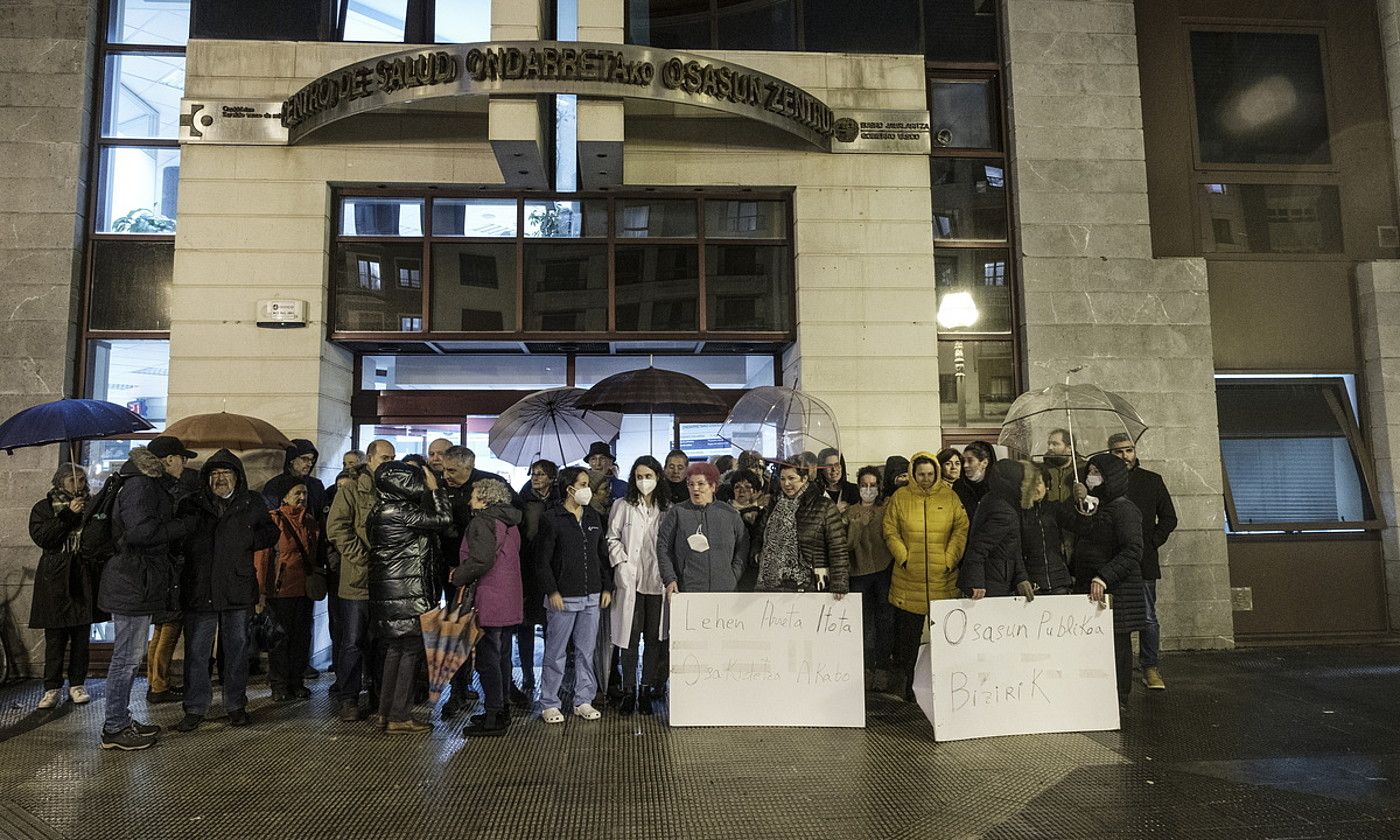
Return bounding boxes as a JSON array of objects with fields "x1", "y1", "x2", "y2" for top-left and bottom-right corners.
[{"x1": 25, "y1": 428, "x2": 1176, "y2": 751}]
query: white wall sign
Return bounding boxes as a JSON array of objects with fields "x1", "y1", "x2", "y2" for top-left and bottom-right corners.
[
  {"x1": 668, "y1": 592, "x2": 865, "y2": 727},
  {"x1": 915, "y1": 594, "x2": 1120, "y2": 741}
]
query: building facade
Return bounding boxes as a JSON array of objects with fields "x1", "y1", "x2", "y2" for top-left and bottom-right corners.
[{"x1": 1, "y1": 0, "x2": 1397, "y2": 672}]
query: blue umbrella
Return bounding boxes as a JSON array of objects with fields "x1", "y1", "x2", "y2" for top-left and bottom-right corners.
[{"x1": 0, "y1": 398, "x2": 154, "y2": 455}]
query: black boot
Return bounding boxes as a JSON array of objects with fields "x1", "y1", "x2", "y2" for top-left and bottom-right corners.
[
  {"x1": 463, "y1": 709, "x2": 509, "y2": 737},
  {"x1": 619, "y1": 692, "x2": 636, "y2": 715},
  {"x1": 637, "y1": 685, "x2": 653, "y2": 716}
]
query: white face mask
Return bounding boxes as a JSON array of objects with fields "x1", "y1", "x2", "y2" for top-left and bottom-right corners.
[
  {"x1": 858, "y1": 487, "x2": 879, "y2": 503},
  {"x1": 636, "y1": 477, "x2": 657, "y2": 496},
  {"x1": 1085, "y1": 474, "x2": 1103, "y2": 490},
  {"x1": 687, "y1": 530, "x2": 710, "y2": 553},
  {"x1": 570, "y1": 486, "x2": 593, "y2": 506}
]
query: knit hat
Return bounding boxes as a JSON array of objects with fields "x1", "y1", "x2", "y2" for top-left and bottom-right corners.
[{"x1": 263, "y1": 473, "x2": 308, "y2": 505}]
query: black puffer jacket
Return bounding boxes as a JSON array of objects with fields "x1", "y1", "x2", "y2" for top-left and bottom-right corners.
[
  {"x1": 957, "y1": 460, "x2": 1029, "y2": 597},
  {"x1": 1021, "y1": 499, "x2": 1086, "y2": 594},
  {"x1": 99, "y1": 448, "x2": 196, "y2": 616},
  {"x1": 1073, "y1": 453, "x2": 1145, "y2": 634},
  {"x1": 755, "y1": 484, "x2": 851, "y2": 593},
  {"x1": 368, "y1": 461, "x2": 452, "y2": 637},
  {"x1": 179, "y1": 450, "x2": 279, "y2": 612}
]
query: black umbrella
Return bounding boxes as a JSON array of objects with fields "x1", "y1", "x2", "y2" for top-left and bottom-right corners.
[
  {"x1": 576, "y1": 365, "x2": 728, "y2": 414},
  {"x1": 0, "y1": 398, "x2": 153, "y2": 456}
]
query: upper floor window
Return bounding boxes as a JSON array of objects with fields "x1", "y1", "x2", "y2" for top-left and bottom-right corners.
[{"x1": 627, "y1": 0, "x2": 920, "y2": 53}]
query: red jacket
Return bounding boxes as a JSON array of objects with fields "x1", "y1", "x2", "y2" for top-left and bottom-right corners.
[{"x1": 255, "y1": 505, "x2": 321, "y2": 599}]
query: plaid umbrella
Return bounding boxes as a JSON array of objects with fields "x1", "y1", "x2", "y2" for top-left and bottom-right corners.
[{"x1": 420, "y1": 588, "x2": 483, "y2": 704}]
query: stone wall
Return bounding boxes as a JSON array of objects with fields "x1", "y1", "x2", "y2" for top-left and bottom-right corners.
[
  {"x1": 0, "y1": 0, "x2": 95, "y2": 673},
  {"x1": 1358, "y1": 262, "x2": 1400, "y2": 631},
  {"x1": 1004, "y1": 0, "x2": 1234, "y2": 649}
]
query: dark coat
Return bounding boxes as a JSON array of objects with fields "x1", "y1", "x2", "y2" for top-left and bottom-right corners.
[
  {"x1": 28, "y1": 491, "x2": 102, "y2": 628},
  {"x1": 179, "y1": 450, "x2": 279, "y2": 613},
  {"x1": 755, "y1": 484, "x2": 851, "y2": 593},
  {"x1": 957, "y1": 460, "x2": 1029, "y2": 597},
  {"x1": 367, "y1": 462, "x2": 453, "y2": 638},
  {"x1": 1021, "y1": 499, "x2": 1086, "y2": 594},
  {"x1": 952, "y1": 476, "x2": 987, "y2": 519},
  {"x1": 99, "y1": 448, "x2": 195, "y2": 616},
  {"x1": 1073, "y1": 454, "x2": 1145, "y2": 634},
  {"x1": 534, "y1": 503, "x2": 612, "y2": 599},
  {"x1": 517, "y1": 483, "x2": 558, "y2": 623},
  {"x1": 1125, "y1": 465, "x2": 1177, "y2": 581}
]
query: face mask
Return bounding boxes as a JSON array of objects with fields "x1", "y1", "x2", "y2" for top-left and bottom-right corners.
[
  {"x1": 636, "y1": 477, "x2": 657, "y2": 496},
  {"x1": 1085, "y1": 474, "x2": 1103, "y2": 490},
  {"x1": 965, "y1": 466, "x2": 985, "y2": 483},
  {"x1": 571, "y1": 486, "x2": 593, "y2": 506},
  {"x1": 687, "y1": 529, "x2": 710, "y2": 553},
  {"x1": 859, "y1": 487, "x2": 879, "y2": 503}
]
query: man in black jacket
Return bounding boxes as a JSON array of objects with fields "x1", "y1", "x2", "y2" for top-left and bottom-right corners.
[
  {"x1": 98, "y1": 444, "x2": 199, "y2": 751},
  {"x1": 175, "y1": 449, "x2": 279, "y2": 732},
  {"x1": 1109, "y1": 433, "x2": 1178, "y2": 691}
]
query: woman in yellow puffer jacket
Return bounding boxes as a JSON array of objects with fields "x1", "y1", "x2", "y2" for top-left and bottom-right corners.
[{"x1": 882, "y1": 450, "x2": 969, "y2": 700}]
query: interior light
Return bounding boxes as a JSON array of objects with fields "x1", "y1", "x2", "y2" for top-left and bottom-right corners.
[{"x1": 936, "y1": 291, "x2": 980, "y2": 330}]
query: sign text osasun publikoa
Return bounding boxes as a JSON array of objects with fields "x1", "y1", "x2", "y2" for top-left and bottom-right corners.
[{"x1": 281, "y1": 44, "x2": 833, "y2": 145}]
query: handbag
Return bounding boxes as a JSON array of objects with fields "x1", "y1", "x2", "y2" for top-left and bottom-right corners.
[
  {"x1": 252, "y1": 545, "x2": 287, "y2": 651},
  {"x1": 276, "y1": 510, "x2": 327, "y2": 601}
]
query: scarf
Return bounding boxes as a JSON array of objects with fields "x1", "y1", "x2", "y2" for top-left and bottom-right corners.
[
  {"x1": 759, "y1": 495, "x2": 804, "y2": 591},
  {"x1": 50, "y1": 489, "x2": 85, "y2": 554}
]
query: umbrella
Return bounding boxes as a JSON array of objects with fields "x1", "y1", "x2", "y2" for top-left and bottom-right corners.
[
  {"x1": 576, "y1": 365, "x2": 728, "y2": 414},
  {"x1": 997, "y1": 383, "x2": 1148, "y2": 475},
  {"x1": 420, "y1": 590, "x2": 483, "y2": 704},
  {"x1": 0, "y1": 398, "x2": 153, "y2": 455},
  {"x1": 489, "y1": 387, "x2": 623, "y2": 466},
  {"x1": 164, "y1": 411, "x2": 292, "y2": 450},
  {"x1": 718, "y1": 386, "x2": 841, "y2": 467}
]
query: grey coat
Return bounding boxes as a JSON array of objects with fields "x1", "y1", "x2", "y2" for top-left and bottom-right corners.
[{"x1": 657, "y1": 501, "x2": 749, "y2": 593}]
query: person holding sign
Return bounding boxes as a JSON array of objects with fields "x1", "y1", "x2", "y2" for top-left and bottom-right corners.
[
  {"x1": 658, "y1": 463, "x2": 750, "y2": 595},
  {"x1": 534, "y1": 466, "x2": 613, "y2": 724},
  {"x1": 883, "y1": 451, "x2": 969, "y2": 701},
  {"x1": 1072, "y1": 453, "x2": 1145, "y2": 708},
  {"x1": 606, "y1": 456, "x2": 671, "y2": 716},
  {"x1": 753, "y1": 463, "x2": 850, "y2": 597},
  {"x1": 956, "y1": 460, "x2": 1036, "y2": 601}
]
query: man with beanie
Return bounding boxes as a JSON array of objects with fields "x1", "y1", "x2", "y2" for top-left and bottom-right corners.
[
  {"x1": 267, "y1": 439, "x2": 328, "y2": 521},
  {"x1": 143, "y1": 435, "x2": 201, "y2": 705},
  {"x1": 1109, "y1": 432, "x2": 1177, "y2": 691}
]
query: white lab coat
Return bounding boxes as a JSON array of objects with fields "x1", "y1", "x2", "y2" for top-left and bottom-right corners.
[{"x1": 606, "y1": 498, "x2": 667, "y2": 647}]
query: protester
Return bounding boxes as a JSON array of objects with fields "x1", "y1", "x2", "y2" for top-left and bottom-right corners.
[
  {"x1": 658, "y1": 463, "x2": 750, "y2": 595},
  {"x1": 28, "y1": 464, "x2": 98, "y2": 710},
  {"x1": 437, "y1": 444, "x2": 498, "y2": 718},
  {"x1": 755, "y1": 463, "x2": 850, "y2": 596},
  {"x1": 953, "y1": 440, "x2": 996, "y2": 517},
  {"x1": 513, "y1": 459, "x2": 557, "y2": 706},
  {"x1": 1073, "y1": 453, "x2": 1146, "y2": 708},
  {"x1": 956, "y1": 460, "x2": 1035, "y2": 601},
  {"x1": 816, "y1": 448, "x2": 860, "y2": 509},
  {"x1": 881, "y1": 455, "x2": 909, "y2": 500},
  {"x1": 175, "y1": 450, "x2": 280, "y2": 733},
  {"x1": 883, "y1": 451, "x2": 969, "y2": 700},
  {"x1": 266, "y1": 439, "x2": 329, "y2": 521},
  {"x1": 1109, "y1": 433, "x2": 1178, "y2": 691},
  {"x1": 534, "y1": 466, "x2": 612, "y2": 724},
  {"x1": 1042, "y1": 428, "x2": 1086, "y2": 504},
  {"x1": 713, "y1": 454, "x2": 735, "y2": 474},
  {"x1": 843, "y1": 466, "x2": 894, "y2": 685},
  {"x1": 586, "y1": 441, "x2": 629, "y2": 505},
  {"x1": 256, "y1": 474, "x2": 322, "y2": 703},
  {"x1": 1022, "y1": 465, "x2": 1085, "y2": 595},
  {"x1": 605, "y1": 456, "x2": 670, "y2": 715},
  {"x1": 144, "y1": 435, "x2": 200, "y2": 705},
  {"x1": 935, "y1": 448, "x2": 962, "y2": 491},
  {"x1": 728, "y1": 471, "x2": 765, "y2": 591},
  {"x1": 342, "y1": 449, "x2": 365, "y2": 472},
  {"x1": 451, "y1": 478, "x2": 523, "y2": 737},
  {"x1": 368, "y1": 460, "x2": 451, "y2": 734},
  {"x1": 426, "y1": 437, "x2": 453, "y2": 478},
  {"x1": 663, "y1": 449, "x2": 690, "y2": 503},
  {"x1": 325, "y1": 439, "x2": 395, "y2": 722},
  {"x1": 98, "y1": 444, "x2": 197, "y2": 750}
]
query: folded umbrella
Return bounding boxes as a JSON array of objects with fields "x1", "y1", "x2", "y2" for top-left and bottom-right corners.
[{"x1": 420, "y1": 588, "x2": 484, "y2": 704}]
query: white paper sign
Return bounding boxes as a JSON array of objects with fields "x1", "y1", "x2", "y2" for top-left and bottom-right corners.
[
  {"x1": 921, "y1": 594, "x2": 1120, "y2": 741},
  {"x1": 668, "y1": 592, "x2": 866, "y2": 727}
]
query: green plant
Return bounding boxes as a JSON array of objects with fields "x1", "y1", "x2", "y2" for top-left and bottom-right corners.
[{"x1": 111, "y1": 208, "x2": 176, "y2": 233}]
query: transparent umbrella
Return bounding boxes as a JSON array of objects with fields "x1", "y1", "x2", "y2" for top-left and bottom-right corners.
[
  {"x1": 718, "y1": 386, "x2": 841, "y2": 467},
  {"x1": 998, "y1": 383, "x2": 1148, "y2": 477}
]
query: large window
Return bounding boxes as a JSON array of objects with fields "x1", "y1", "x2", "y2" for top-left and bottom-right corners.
[
  {"x1": 1216, "y1": 376, "x2": 1382, "y2": 533},
  {"x1": 331, "y1": 191, "x2": 795, "y2": 340},
  {"x1": 627, "y1": 0, "x2": 920, "y2": 53}
]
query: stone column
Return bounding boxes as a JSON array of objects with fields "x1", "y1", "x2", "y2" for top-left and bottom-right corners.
[
  {"x1": 0, "y1": 0, "x2": 96, "y2": 670},
  {"x1": 1356, "y1": 262, "x2": 1400, "y2": 629},
  {"x1": 1005, "y1": 0, "x2": 1233, "y2": 649}
]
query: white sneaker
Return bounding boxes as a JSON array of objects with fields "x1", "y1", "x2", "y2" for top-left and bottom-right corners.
[
  {"x1": 573, "y1": 703, "x2": 601, "y2": 721},
  {"x1": 69, "y1": 686, "x2": 92, "y2": 704},
  {"x1": 37, "y1": 689, "x2": 62, "y2": 710},
  {"x1": 541, "y1": 707, "x2": 565, "y2": 724}
]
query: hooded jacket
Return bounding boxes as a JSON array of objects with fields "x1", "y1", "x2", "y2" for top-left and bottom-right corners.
[
  {"x1": 1074, "y1": 453, "x2": 1145, "y2": 634},
  {"x1": 452, "y1": 503, "x2": 524, "y2": 627},
  {"x1": 957, "y1": 460, "x2": 1030, "y2": 597},
  {"x1": 1021, "y1": 497, "x2": 1087, "y2": 595},
  {"x1": 265, "y1": 438, "x2": 328, "y2": 520},
  {"x1": 367, "y1": 461, "x2": 453, "y2": 637},
  {"x1": 99, "y1": 447, "x2": 196, "y2": 616},
  {"x1": 883, "y1": 451, "x2": 970, "y2": 613},
  {"x1": 179, "y1": 449, "x2": 280, "y2": 612}
]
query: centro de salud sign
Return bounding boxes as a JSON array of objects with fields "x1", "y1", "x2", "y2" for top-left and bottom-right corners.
[{"x1": 180, "y1": 40, "x2": 930, "y2": 154}]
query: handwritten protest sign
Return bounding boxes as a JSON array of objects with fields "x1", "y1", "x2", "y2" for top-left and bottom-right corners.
[
  {"x1": 668, "y1": 592, "x2": 865, "y2": 727},
  {"x1": 913, "y1": 594, "x2": 1119, "y2": 741}
]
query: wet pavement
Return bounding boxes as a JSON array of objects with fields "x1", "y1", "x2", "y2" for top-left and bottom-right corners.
[{"x1": 0, "y1": 644, "x2": 1397, "y2": 839}]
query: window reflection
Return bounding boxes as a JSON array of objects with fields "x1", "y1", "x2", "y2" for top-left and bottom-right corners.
[{"x1": 97, "y1": 147, "x2": 179, "y2": 233}]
